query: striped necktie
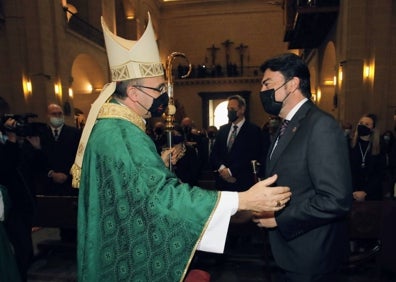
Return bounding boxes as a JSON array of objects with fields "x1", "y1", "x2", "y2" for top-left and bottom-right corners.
[
  {"x1": 227, "y1": 125, "x2": 238, "y2": 151},
  {"x1": 279, "y1": 119, "x2": 289, "y2": 138}
]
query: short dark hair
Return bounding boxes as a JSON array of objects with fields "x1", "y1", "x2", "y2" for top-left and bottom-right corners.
[{"x1": 260, "y1": 53, "x2": 311, "y2": 99}]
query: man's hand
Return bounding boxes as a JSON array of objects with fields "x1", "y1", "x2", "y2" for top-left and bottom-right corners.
[
  {"x1": 51, "y1": 172, "x2": 68, "y2": 184},
  {"x1": 252, "y1": 211, "x2": 277, "y2": 228},
  {"x1": 4, "y1": 118, "x2": 17, "y2": 143},
  {"x1": 353, "y1": 190, "x2": 367, "y2": 201},
  {"x1": 26, "y1": 136, "x2": 41, "y2": 149},
  {"x1": 238, "y1": 174, "x2": 291, "y2": 212},
  {"x1": 219, "y1": 167, "x2": 236, "y2": 183},
  {"x1": 160, "y1": 147, "x2": 175, "y2": 167}
]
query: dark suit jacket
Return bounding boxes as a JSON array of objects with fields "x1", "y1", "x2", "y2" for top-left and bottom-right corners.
[
  {"x1": 265, "y1": 101, "x2": 353, "y2": 274},
  {"x1": 40, "y1": 124, "x2": 81, "y2": 195},
  {"x1": 210, "y1": 120, "x2": 262, "y2": 192}
]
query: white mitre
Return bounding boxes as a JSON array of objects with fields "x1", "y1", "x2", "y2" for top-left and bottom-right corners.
[
  {"x1": 101, "y1": 13, "x2": 164, "y2": 81},
  {"x1": 71, "y1": 13, "x2": 164, "y2": 188}
]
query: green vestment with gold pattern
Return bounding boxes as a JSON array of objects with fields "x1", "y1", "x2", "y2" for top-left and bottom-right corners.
[{"x1": 77, "y1": 102, "x2": 219, "y2": 282}]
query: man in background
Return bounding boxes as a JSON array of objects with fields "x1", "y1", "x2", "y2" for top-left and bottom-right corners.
[
  {"x1": 39, "y1": 103, "x2": 81, "y2": 243},
  {"x1": 40, "y1": 103, "x2": 81, "y2": 196},
  {"x1": 210, "y1": 95, "x2": 263, "y2": 192}
]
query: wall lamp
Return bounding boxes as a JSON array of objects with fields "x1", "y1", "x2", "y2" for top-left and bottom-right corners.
[
  {"x1": 363, "y1": 62, "x2": 374, "y2": 81},
  {"x1": 22, "y1": 75, "x2": 32, "y2": 98},
  {"x1": 54, "y1": 81, "x2": 62, "y2": 99}
]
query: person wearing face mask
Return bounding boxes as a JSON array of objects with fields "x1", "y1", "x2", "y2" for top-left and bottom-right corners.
[
  {"x1": 349, "y1": 114, "x2": 386, "y2": 201},
  {"x1": 210, "y1": 95, "x2": 263, "y2": 192},
  {"x1": 254, "y1": 53, "x2": 352, "y2": 282},
  {"x1": 40, "y1": 104, "x2": 81, "y2": 197},
  {"x1": 70, "y1": 14, "x2": 292, "y2": 282},
  {"x1": 38, "y1": 103, "x2": 81, "y2": 243},
  {"x1": 348, "y1": 114, "x2": 386, "y2": 256}
]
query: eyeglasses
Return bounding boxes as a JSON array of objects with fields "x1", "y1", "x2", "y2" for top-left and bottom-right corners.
[{"x1": 133, "y1": 84, "x2": 168, "y2": 96}]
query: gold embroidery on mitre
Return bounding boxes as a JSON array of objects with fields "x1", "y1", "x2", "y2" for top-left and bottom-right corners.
[
  {"x1": 139, "y1": 63, "x2": 164, "y2": 77},
  {"x1": 98, "y1": 103, "x2": 146, "y2": 132},
  {"x1": 111, "y1": 62, "x2": 163, "y2": 81},
  {"x1": 111, "y1": 65, "x2": 131, "y2": 81}
]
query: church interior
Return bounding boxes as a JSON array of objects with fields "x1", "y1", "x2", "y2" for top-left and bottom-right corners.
[{"x1": 1, "y1": 0, "x2": 396, "y2": 281}]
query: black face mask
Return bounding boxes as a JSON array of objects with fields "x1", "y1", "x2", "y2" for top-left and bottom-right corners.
[
  {"x1": 149, "y1": 92, "x2": 169, "y2": 117},
  {"x1": 259, "y1": 80, "x2": 290, "y2": 116},
  {"x1": 228, "y1": 109, "x2": 238, "y2": 123},
  {"x1": 207, "y1": 132, "x2": 216, "y2": 139},
  {"x1": 137, "y1": 91, "x2": 169, "y2": 117},
  {"x1": 357, "y1": 124, "x2": 372, "y2": 136},
  {"x1": 154, "y1": 127, "x2": 164, "y2": 135},
  {"x1": 182, "y1": 126, "x2": 191, "y2": 135},
  {"x1": 260, "y1": 89, "x2": 282, "y2": 116}
]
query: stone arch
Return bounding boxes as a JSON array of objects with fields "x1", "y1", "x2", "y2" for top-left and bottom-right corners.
[{"x1": 70, "y1": 53, "x2": 106, "y2": 120}]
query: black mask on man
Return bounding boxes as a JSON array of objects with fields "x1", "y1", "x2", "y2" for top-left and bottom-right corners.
[
  {"x1": 259, "y1": 80, "x2": 291, "y2": 116},
  {"x1": 260, "y1": 89, "x2": 283, "y2": 116},
  {"x1": 154, "y1": 127, "x2": 164, "y2": 135},
  {"x1": 207, "y1": 131, "x2": 216, "y2": 139},
  {"x1": 149, "y1": 92, "x2": 169, "y2": 117},
  {"x1": 137, "y1": 91, "x2": 169, "y2": 117},
  {"x1": 228, "y1": 110, "x2": 238, "y2": 123},
  {"x1": 357, "y1": 124, "x2": 372, "y2": 136}
]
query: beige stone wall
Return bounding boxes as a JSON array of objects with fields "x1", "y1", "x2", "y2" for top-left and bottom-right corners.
[
  {"x1": 0, "y1": 0, "x2": 395, "y2": 132},
  {"x1": 158, "y1": 1, "x2": 289, "y2": 129}
]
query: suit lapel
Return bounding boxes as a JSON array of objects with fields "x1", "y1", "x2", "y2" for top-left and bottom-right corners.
[{"x1": 266, "y1": 101, "x2": 314, "y2": 173}]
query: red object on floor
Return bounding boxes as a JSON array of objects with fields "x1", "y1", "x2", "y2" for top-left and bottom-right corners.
[{"x1": 184, "y1": 269, "x2": 211, "y2": 282}]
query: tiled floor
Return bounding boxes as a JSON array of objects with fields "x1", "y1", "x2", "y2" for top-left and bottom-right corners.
[{"x1": 28, "y1": 228, "x2": 395, "y2": 282}]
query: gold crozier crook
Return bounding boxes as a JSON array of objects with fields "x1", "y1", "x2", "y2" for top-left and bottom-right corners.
[{"x1": 165, "y1": 52, "x2": 192, "y2": 170}]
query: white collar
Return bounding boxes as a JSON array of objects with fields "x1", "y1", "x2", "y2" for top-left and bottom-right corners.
[{"x1": 285, "y1": 98, "x2": 308, "y2": 121}]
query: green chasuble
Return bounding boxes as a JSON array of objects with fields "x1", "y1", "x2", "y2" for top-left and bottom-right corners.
[{"x1": 77, "y1": 103, "x2": 219, "y2": 282}]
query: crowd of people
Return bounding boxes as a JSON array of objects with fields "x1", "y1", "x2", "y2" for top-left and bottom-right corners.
[{"x1": 0, "y1": 14, "x2": 396, "y2": 282}]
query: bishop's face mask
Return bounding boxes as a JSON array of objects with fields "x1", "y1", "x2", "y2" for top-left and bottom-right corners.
[
  {"x1": 148, "y1": 92, "x2": 169, "y2": 117},
  {"x1": 135, "y1": 85, "x2": 169, "y2": 117},
  {"x1": 259, "y1": 80, "x2": 290, "y2": 116}
]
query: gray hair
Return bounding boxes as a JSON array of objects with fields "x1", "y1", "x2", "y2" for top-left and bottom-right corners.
[{"x1": 228, "y1": 95, "x2": 246, "y2": 108}]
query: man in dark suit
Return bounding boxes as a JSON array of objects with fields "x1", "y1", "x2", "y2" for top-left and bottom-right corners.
[
  {"x1": 254, "y1": 53, "x2": 352, "y2": 282},
  {"x1": 210, "y1": 95, "x2": 262, "y2": 192},
  {"x1": 39, "y1": 104, "x2": 81, "y2": 242},
  {"x1": 40, "y1": 104, "x2": 81, "y2": 196}
]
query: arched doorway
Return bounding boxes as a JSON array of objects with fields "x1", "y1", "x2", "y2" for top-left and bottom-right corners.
[
  {"x1": 70, "y1": 53, "x2": 106, "y2": 128},
  {"x1": 198, "y1": 91, "x2": 251, "y2": 129}
]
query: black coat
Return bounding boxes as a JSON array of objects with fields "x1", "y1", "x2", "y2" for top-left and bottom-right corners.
[
  {"x1": 39, "y1": 124, "x2": 81, "y2": 195},
  {"x1": 210, "y1": 120, "x2": 262, "y2": 192}
]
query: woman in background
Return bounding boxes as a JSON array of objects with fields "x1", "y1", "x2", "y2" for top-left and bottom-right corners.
[{"x1": 349, "y1": 113, "x2": 386, "y2": 201}]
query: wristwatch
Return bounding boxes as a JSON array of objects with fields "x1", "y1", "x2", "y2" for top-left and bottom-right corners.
[{"x1": 47, "y1": 170, "x2": 54, "y2": 178}]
